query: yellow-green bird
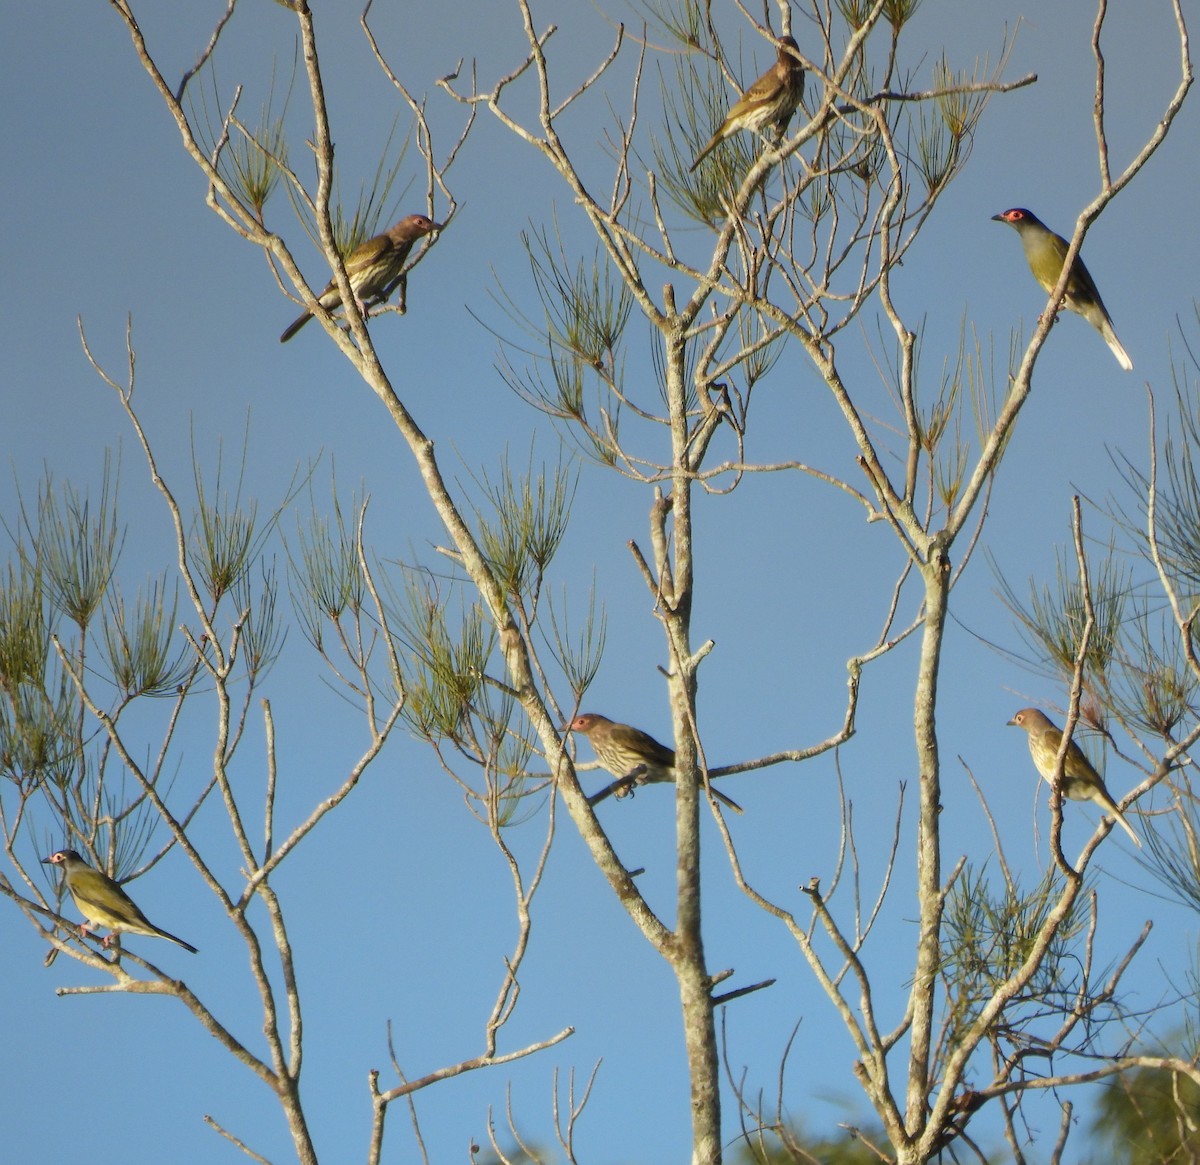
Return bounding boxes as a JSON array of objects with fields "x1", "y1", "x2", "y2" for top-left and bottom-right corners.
[
  {"x1": 42, "y1": 849, "x2": 198, "y2": 953},
  {"x1": 1007, "y1": 708, "x2": 1141, "y2": 847},
  {"x1": 992, "y1": 208, "x2": 1132, "y2": 371}
]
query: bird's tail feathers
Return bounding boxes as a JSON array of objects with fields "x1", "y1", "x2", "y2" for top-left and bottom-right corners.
[
  {"x1": 1109, "y1": 805, "x2": 1142, "y2": 847},
  {"x1": 1101, "y1": 319, "x2": 1133, "y2": 371},
  {"x1": 709, "y1": 785, "x2": 744, "y2": 814},
  {"x1": 1095, "y1": 790, "x2": 1142, "y2": 847},
  {"x1": 689, "y1": 133, "x2": 723, "y2": 173},
  {"x1": 160, "y1": 928, "x2": 199, "y2": 953},
  {"x1": 279, "y1": 312, "x2": 312, "y2": 343}
]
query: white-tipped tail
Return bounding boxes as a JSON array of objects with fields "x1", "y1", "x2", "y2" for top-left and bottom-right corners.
[{"x1": 1102, "y1": 319, "x2": 1133, "y2": 371}]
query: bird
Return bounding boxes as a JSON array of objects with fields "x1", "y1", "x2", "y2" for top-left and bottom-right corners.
[
  {"x1": 279, "y1": 213, "x2": 442, "y2": 343},
  {"x1": 566, "y1": 712, "x2": 743, "y2": 812},
  {"x1": 991, "y1": 208, "x2": 1132, "y2": 371},
  {"x1": 689, "y1": 35, "x2": 805, "y2": 173},
  {"x1": 1007, "y1": 708, "x2": 1141, "y2": 847},
  {"x1": 42, "y1": 849, "x2": 199, "y2": 953}
]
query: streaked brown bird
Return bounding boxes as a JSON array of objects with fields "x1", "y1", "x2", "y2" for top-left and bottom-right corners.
[
  {"x1": 992, "y1": 208, "x2": 1132, "y2": 371},
  {"x1": 689, "y1": 35, "x2": 805, "y2": 173},
  {"x1": 566, "y1": 712, "x2": 743, "y2": 812},
  {"x1": 1007, "y1": 708, "x2": 1141, "y2": 847},
  {"x1": 42, "y1": 849, "x2": 199, "y2": 953},
  {"x1": 280, "y1": 213, "x2": 441, "y2": 343}
]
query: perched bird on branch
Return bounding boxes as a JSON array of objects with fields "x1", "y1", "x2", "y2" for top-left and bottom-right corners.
[
  {"x1": 280, "y1": 213, "x2": 441, "y2": 343},
  {"x1": 689, "y1": 35, "x2": 805, "y2": 173},
  {"x1": 566, "y1": 712, "x2": 743, "y2": 813},
  {"x1": 42, "y1": 849, "x2": 199, "y2": 953},
  {"x1": 1007, "y1": 708, "x2": 1141, "y2": 847},
  {"x1": 991, "y1": 208, "x2": 1132, "y2": 371}
]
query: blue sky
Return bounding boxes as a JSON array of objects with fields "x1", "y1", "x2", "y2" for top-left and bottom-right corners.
[{"x1": 2, "y1": 2, "x2": 1199, "y2": 1162}]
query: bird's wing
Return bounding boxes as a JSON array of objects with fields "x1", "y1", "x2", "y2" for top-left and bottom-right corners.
[
  {"x1": 1039, "y1": 230, "x2": 1109, "y2": 316},
  {"x1": 1062, "y1": 735, "x2": 1098, "y2": 774},
  {"x1": 69, "y1": 867, "x2": 155, "y2": 930},
  {"x1": 1027, "y1": 230, "x2": 1070, "y2": 292},
  {"x1": 1064, "y1": 253, "x2": 1110, "y2": 317},
  {"x1": 1040, "y1": 724, "x2": 1065, "y2": 757},
  {"x1": 741, "y1": 64, "x2": 782, "y2": 104},
  {"x1": 627, "y1": 727, "x2": 677, "y2": 767},
  {"x1": 345, "y1": 234, "x2": 391, "y2": 276}
]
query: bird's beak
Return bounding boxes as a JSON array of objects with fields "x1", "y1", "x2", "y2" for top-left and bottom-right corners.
[
  {"x1": 40, "y1": 855, "x2": 54, "y2": 865},
  {"x1": 990, "y1": 213, "x2": 1005, "y2": 223},
  {"x1": 1005, "y1": 717, "x2": 1018, "y2": 727},
  {"x1": 429, "y1": 222, "x2": 444, "y2": 233}
]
